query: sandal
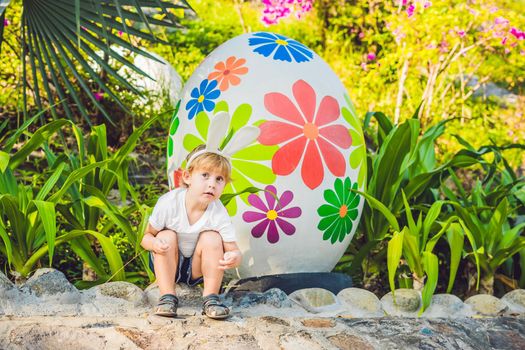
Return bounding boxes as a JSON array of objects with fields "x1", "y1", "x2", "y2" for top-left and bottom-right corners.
[
  {"x1": 155, "y1": 294, "x2": 178, "y2": 317},
  {"x1": 202, "y1": 294, "x2": 230, "y2": 319}
]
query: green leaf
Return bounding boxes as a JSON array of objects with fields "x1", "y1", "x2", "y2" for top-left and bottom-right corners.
[
  {"x1": 220, "y1": 187, "x2": 261, "y2": 207},
  {"x1": 32, "y1": 200, "x2": 57, "y2": 266},
  {"x1": 420, "y1": 252, "x2": 438, "y2": 315},
  {"x1": 353, "y1": 189, "x2": 400, "y2": 232},
  {"x1": 35, "y1": 162, "x2": 66, "y2": 201},
  {"x1": 387, "y1": 228, "x2": 405, "y2": 294},
  {"x1": 446, "y1": 223, "x2": 464, "y2": 293},
  {"x1": 0, "y1": 151, "x2": 8, "y2": 173}
]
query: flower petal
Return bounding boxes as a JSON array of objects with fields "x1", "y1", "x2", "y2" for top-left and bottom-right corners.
[
  {"x1": 278, "y1": 206, "x2": 302, "y2": 218},
  {"x1": 229, "y1": 75, "x2": 241, "y2": 86},
  {"x1": 315, "y1": 96, "x2": 340, "y2": 126},
  {"x1": 317, "y1": 204, "x2": 339, "y2": 217},
  {"x1": 273, "y1": 44, "x2": 292, "y2": 62},
  {"x1": 276, "y1": 218, "x2": 296, "y2": 236},
  {"x1": 243, "y1": 211, "x2": 267, "y2": 223},
  {"x1": 225, "y1": 56, "x2": 236, "y2": 67},
  {"x1": 276, "y1": 190, "x2": 293, "y2": 210},
  {"x1": 267, "y1": 220, "x2": 280, "y2": 243},
  {"x1": 319, "y1": 125, "x2": 352, "y2": 149},
  {"x1": 248, "y1": 193, "x2": 268, "y2": 211},
  {"x1": 265, "y1": 92, "x2": 305, "y2": 125},
  {"x1": 293, "y1": 80, "x2": 316, "y2": 123},
  {"x1": 264, "y1": 185, "x2": 277, "y2": 210},
  {"x1": 302, "y1": 140, "x2": 324, "y2": 189},
  {"x1": 272, "y1": 137, "x2": 306, "y2": 175},
  {"x1": 259, "y1": 121, "x2": 302, "y2": 145},
  {"x1": 230, "y1": 57, "x2": 246, "y2": 69},
  {"x1": 318, "y1": 214, "x2": 338, "y2": 230},
  {"x1": 251, "y1": 219, "x2": 270, "y2": 238},
  {"x1": 323, "y1": 189, "x2": 340, "y2": 207},
  {"x1": 253, "y1": 43, "x2": 277, "y2": 57},
  {"x1": 317, "y1": 137, "x2": 346, "y2": 177},
  {"x1": 214, "y1": 61, "x2": 226, "y2": 71},
  {"x1": 208, "y1": 71, "x2": 222, "y2": 81}
]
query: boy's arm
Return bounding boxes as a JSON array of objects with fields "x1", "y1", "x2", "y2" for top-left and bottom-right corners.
[
  {"x1": 141, "y1": 224, "x2": 169, "y2": 254},
  {"x1": 219, "y1": 241, "x2": 242, "y2": 270}
]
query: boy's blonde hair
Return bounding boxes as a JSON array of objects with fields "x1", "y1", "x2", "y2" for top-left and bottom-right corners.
[{"x1": 184, "y1": 145, "x2": 232, "y2": 184}]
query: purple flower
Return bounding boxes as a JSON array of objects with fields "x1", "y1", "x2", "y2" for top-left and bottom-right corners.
[
  {"x1": 367, "y1": 52, "x2": 376, "y2": 61},
  {"x1": 242, "y1": 185, "x2": 302, "y2": 244},
  {"x1": 3, "y1": 19, "x2": 9, "y2": 27},
  {"x1": 94, "y1": 91, "x2": 103, "y2": 101},
  {"x1": 494, "y1": 17, "x2": 509, "y2": 26},
  {"x1": 423, "y1": 1, "x2": 431, "y2": 9},
  {"x1": 118, "y1": 30, "x2": 123, "y2": 36},
  {"x1": 510, "y1": 27, "x2": 525, "y2": 40},
  {"x1": 457, "y1": 30, "x2": 466, "y2": 38},
  {"x1": 406, "y1": 4, "x2": 415, "y2": 17}
]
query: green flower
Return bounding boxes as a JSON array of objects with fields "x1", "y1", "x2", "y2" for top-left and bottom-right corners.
[
  {"x1": 342, "y1": 94, "x2": 367, "y2": 189},
  {"x1": 183, "y1": 101, "x2": 278, "y2": 215},
  {"x1": 317, "y1": 178, "x2": 360, "y2": 244}
]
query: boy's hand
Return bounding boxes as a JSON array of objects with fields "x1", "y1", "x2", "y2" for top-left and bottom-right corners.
[
  {"x1": 218, "y1": 250, "x2": 242, "y2": 270},
  {"x1": 152, "y1": 237, "x2": 170, "y2": 255}
]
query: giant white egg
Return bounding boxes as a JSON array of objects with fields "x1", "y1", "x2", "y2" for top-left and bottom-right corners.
[{"x1": 166, "y1": 32, "x2": 366, "y2": 278}]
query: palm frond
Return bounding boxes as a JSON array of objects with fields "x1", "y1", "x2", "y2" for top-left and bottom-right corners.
[{"x1": 4, "y1": 0, "x2": 192, "y2": 123}]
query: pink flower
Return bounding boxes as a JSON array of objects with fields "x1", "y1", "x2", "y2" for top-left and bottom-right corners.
[
  {"x1": 510, "y1": 27, "x2": 525, "y2": 40},
  {"x1": 118, "y1": 30, "x2": 123, "y2": 36},
  {"x1": 490, "y1": 6, "x2": 499, "y2": 13},
  {"x1": 367, "y1": 52, "x2": 376, "y2": 61},
  {"x1": 3, "y1": 19, "x2": 9, "y2": 27},
  {"x1": 494, "y1": 17, "x2": 509, "y2": 26},
  {"x1": 406, "y1": 4, "x2": 415, "y2": 17},
  {"x1": 439, "y1": 40, "x2": 449, "y2": 53},
  {"x1": 457, "y1": 30, "x2": 466, "y2": 38},
  {"x1": 402, "y1": 0, "x2": 408, "y2": 5},
  {"x1": 501, "y1": 36, "x2": 508, "y2": 45},
  {"x1": 359, "y1": 32, "x2": 365, "y2": 39},
  {"x1": 424, "y1": 1, "x2": 431, "y2": 9},
  {"x1": 361, "y1": 62, "x2": 368, "y2": 71},
  {"x1": 94, "y1": 91, "x2": 103, "y2": 101}
]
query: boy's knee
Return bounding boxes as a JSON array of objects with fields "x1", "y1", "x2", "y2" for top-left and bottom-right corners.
[
  {"x1": 198, "y1": 231, "x2": 223, "y2": 249},
  {"x1": 157, "y1": 229, "x2": 178, "y2": 248}
]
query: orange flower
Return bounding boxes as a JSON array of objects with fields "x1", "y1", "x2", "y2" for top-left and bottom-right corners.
[{"x1": 208, "y1": 56, "x2": 248, "y2": 91}]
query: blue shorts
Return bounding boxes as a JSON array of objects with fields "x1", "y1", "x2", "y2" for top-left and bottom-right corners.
[{"x1": 149, "y1": 252, "x2": 204, "y2": 287}]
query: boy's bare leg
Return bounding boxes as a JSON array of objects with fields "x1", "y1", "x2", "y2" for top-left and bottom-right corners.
[
  {"x1": 153, "y1": 229, "x2": 179, "y2": 296},
  {"x1": 192, "y1": 230, "x2": 224, "y2": 296}
]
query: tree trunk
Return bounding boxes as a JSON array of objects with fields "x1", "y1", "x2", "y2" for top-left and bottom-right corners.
[{"x1": 412, "y1": 272, "x2": 425, "y2": 291}]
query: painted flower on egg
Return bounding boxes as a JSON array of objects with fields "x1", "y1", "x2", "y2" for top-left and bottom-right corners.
[
  {"x1": 248, "y1": 32, "x2": 313, "y2": 63},
  {"x1": 207, "y1": 56, "x2": 249, "y2": 91},
  {"x1": 317, "y1": 178, "x2": 360, "y2": 244},
  {"x1": 243, "y1": 185, "x2": 302, "y2": 243},
  {"x1": 258, "y1": 79, "x2": 352, "y2": 189},
  {"x1": 185, "y1": 79, "x2": 220, "y2": 120}
]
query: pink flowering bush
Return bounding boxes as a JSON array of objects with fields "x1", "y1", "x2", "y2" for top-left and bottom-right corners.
[{"x1": 261, "y1": 0, "x2": 313, "y2": 25}]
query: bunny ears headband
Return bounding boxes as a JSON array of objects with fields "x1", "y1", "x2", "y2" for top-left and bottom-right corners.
[{"x1": 186, "y1": 111, "x2": 260, "y2": 168}]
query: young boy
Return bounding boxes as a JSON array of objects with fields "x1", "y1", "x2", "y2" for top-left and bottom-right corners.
[{"x1": 141, "y1": 145, "x2": 242, "y2": 319}]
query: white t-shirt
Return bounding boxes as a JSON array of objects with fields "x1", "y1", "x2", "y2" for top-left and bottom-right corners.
[{"x1": 148, "y1": 188, "x2": 236, "y2": 257}]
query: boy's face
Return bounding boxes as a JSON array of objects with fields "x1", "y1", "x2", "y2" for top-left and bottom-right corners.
[{"x1": 183, "y1": 167, "x2": 227, "y2": 205}]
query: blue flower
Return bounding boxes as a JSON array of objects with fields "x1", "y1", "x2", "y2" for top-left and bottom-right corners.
[
  {"x1": 185, "y1": 79, "x2": 221, "y2": 120},
  {"x1": 248, "y1": 32, "x2": 313, "y2": 63}
]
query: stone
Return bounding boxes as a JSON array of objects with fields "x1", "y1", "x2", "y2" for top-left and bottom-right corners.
[
  {"x1": 337, "y1": 287, "x2": 384, "y2": 317},
  {"x1": 502, "y1": 289, "x2": 525, "y2": 314},
  {"x1": 279, "y1": 330, "x2": 324, "y2": 350},
  {"x1": 380, "y1": 288, "x2": 421, "y2": 316},
  {"x1": 23, "y1": 268, "x2": 78, "y2": 297},
  {"x1": 227, "y1": 288, "x2": 292, "y2": 309},
  {"x1": 92, "y1": 281, "x2": 147, "y2": 306},
  {"x1": 327, "y1": 333, "x2": 374, "y2": 350},
  {"x1": 289, "y1": 288, "x2": 340, "y2": 314},
  {"x1": 421, "y1": 294, "x2": 472, "y2": 318},
  {"x1": 144, "y1": 282, "x2": 203, "y2": 307},
  {"x1": 301, "y1": 318, "x2": 335, "y2": 328},
  {"x1": 465, "y1": 294, "x2": 508, "y2": 316},
  {"x1": 0, "y1": 271, "x2": 14, "y2": 291}
]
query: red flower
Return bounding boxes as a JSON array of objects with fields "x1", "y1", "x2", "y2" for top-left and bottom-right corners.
[{"x1": 259, "y1": 79, "x2": 351, "y2": 189}]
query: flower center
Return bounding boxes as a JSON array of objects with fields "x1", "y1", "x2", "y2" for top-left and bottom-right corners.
[
  {"x1": 198, "y1": 95, "x2": 205, "y2": 103},
  {"x1": 303, "y1": 123, "x2": 319, "y2": 140},
  {"x1": 223, "y1": 69, "x2": 230, "y2": 75},
  {"x1": 275, "y1": 39, "x2": 288, "y2": 46},
  {"x1": 339, "y1": 205, "x2": 348, "y2": 218},
  {"x1": 267, "y1": 209, "x2": 278, "y2": 220}
]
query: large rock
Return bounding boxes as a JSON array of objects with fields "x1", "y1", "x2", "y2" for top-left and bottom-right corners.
[
  {"x1": 0, "y1": 271, "x2": 14, "y2": 291},
  {"x1": 337, "y1": 288, "x2": 384, "y2": 317},
  {"x1": 289, "y1": 288, "x2": 340, "y2": 314},
  {"x1": 422, "y1": 294, "x2": 472, "y2": 318},
  {"x1": 380, "y1": 289, "x2": 421, "y2": 317},
  {"x1": 92, "y1": 281, "x2": 147, "y2": 306},
  {"x1": 502, "y1": 289, "x2": 525, "y2": 314},
  {"x1": 465, "y1": 294, "x2": 508, "y2": 316},
  {"x1": 23, "y1": 268, "x2": 78, "y2": 297}
]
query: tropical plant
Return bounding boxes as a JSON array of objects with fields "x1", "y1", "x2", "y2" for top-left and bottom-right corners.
[
  {"x1": 0, "y1": 112, "x2": 121, "y2": 279},
  {"x1": 0, "y1": 0, "x2": 192, "y2": 124}
]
